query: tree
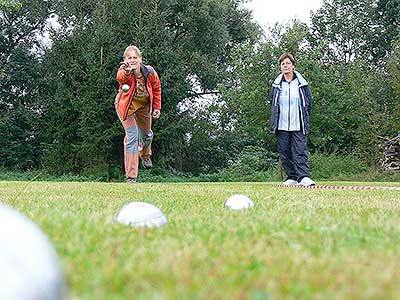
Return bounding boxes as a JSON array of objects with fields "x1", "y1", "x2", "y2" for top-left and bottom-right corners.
[
  {"x1": 377, "y1": 0, "x2": 400, "y2": 56},
  {"x1": 0, "y1": 0, "x2": 55, "y2": 170},
  {"x1": 214, "y1": 21, "x2": 313, "y2": 170},
  {"x1": 310, "y1": 0, "x2": 386, "y2": 64},
  {"x1": 36, "y1": 0, "x2": 257, "y2": 176},
  {"x1": 386, "y1": 35, "x2": 400, "y2": 136}
]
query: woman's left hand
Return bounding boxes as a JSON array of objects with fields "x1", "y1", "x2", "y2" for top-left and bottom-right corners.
[{"x1": 152, "y1": 110, "x2": 161, "y2": 119}]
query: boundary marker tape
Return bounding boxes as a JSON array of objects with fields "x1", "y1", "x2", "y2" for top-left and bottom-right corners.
[{"x1": 273, "y1": 184, "x2": 400, "y2": 191}]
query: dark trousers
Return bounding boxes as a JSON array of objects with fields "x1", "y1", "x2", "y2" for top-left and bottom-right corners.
[{"x1": 276, "y1": 130, "x2": 310, "y2": 181}]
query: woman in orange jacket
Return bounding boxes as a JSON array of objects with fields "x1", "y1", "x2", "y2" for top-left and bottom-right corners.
[{"x1": 115, "y1": 45, "x2": 161, "y2": 184}]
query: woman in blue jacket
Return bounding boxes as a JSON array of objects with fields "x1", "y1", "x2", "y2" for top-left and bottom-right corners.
[{"x1": 269, "y1": 53, "x2": 316, "y2": 186}]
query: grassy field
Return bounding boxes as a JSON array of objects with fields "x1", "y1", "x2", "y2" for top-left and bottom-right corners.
[{"x1": 1, "y1": 180, "x2": 400, "y2": 300}]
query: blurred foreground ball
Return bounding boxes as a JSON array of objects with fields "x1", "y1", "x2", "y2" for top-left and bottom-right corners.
[
  {"x1": 0, "y1": 203, "x2": 68, "y2": 300},
  {"x1": 122, "y1": 84, "x2": 130, "y2": 92},
  {"x1": 224, "y1": 194, "x2": 254, "y2": 210},
  {"x1": 115, "y1": 202, "x2": 167, "y2": 228}
]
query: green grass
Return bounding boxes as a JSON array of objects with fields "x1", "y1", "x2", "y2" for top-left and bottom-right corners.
[{"x1": 1, "y1": 180, "x2": 400, "y2": 300}]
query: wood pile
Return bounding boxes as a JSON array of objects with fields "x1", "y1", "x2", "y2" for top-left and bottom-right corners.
[{"x1": 381, "y1": 135, "x2": 400, "y2": 171}]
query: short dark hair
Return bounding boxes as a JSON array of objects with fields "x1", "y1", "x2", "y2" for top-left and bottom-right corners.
[{"x1": 279, "y1": 53, "x2": 295, "y2": 65}]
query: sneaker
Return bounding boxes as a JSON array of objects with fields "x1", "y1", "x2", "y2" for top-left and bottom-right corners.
[
  {"x1": 298, "y1": 177, "x2": 316, "y2": 186},
  {"x1": 282, "y1": 179, "x2": 298, "y2": 186},
  {"x1": 127, "y1": 178, "x2": 137, "y2": 184},
  {"x1": 141, "y1": 157, "x2": 153, "y2": 168}
]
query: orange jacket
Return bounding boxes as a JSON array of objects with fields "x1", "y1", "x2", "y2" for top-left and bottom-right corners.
[{"x1": 115, "y1": 63, "x2": 161, "y2": 121}]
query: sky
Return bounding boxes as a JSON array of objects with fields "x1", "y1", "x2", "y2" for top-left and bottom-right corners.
[{"x1": 242, "y1": 0, "x2": 323, "y2": 30}]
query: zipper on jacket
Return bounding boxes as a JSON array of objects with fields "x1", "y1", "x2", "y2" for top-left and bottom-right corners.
[
  {"x1": 299, "y1": 89, "x2": 306, "y2": 107},
  {"x1": 288, "y1": 81, "x2": 291, "y2": 131},
  {"x1": 299, "y1": 104, "x2": 305, "y2": 135},
  {"x1": 299, "y1": 88, "x2": 306, "y2": 134}
]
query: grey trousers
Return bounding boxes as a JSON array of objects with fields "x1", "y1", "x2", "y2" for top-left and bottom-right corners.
[{"x1": 276, "y1": 130, "x2": 310, "y2": 181}]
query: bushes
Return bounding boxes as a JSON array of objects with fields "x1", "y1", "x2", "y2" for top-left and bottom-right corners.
[
  {"x1": 201, "y1": 151, "x2": 389, "y2": 182},
  {"x1": 1, "y1": 151, "x2": 398, "y2": 182},
  {"x1": 309, "y1": 151, "x2": 369, "y2": 180},
  {"x1": 223, "y1": 146, "x2": 278, "y2": 175},
  {"x1": 0, "y1": 169, "x2": 106, "y2": 182}
]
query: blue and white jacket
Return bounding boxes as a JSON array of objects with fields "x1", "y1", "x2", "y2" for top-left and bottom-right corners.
[{"x1": 269, "y1": 71, "x2": 312, "y2": 135}]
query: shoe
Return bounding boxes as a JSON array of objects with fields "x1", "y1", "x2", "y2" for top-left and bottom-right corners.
[
  {"x1": 141, "y1": 157, "x2": 153, "y2": 168},
  {"x1": 127, "y1": 178, "x2": 137, "y2": 184},
  {"x1": 282, "y1": 179, "x2": 298, "y2": 186},
  {"x1": 298, "y1": 177, "x2": 316, "y2": 186}
]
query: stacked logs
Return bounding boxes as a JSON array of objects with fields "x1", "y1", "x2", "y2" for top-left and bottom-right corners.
[{"x1": 381, "y1": 135, "x2": 400, "y2": 171}]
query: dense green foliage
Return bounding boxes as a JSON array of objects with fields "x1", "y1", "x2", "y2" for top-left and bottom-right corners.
[
  {"x1": 1, "y1": 0, "x2": 399, "y2": 179},
  {"x1": 2, "y1": 151, "x2": 400, "y2": 183},
  {"x1": 0, "y1": 0, "x2": 55, "y2": 169}
]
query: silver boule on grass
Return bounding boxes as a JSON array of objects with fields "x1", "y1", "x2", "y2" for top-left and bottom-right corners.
[
  {"x1": 224, "y1": 194, "x2": 254, "y2": 210},
  {"x1": 122, "y1": 84, "x2": 130, "y2": 93},
  {"x1": 115, "y1": 202, "x2": 167, "y2": 228},
  {"x1": 0, "y1": 203, "x2": 68, "y2": 300}
]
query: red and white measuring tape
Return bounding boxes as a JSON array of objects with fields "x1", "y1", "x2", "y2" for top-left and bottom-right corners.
[{"x1": 273, "y1": 184, "x2": 400, "y2": 191}]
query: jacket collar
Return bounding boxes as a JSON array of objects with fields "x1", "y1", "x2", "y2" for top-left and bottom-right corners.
[{"x1": 272, "y1": 71, "x2": 308, "y2": 88}]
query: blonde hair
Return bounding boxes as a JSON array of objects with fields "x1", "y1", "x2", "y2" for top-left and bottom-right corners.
[{"x1": 123, "y1": 45, "x2": 142, "y2": 59}]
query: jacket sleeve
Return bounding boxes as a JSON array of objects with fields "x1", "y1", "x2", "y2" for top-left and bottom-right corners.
[
  {"x1": 304, "y1": 86, "x2": 312, "y2": 115},
  {"x1": 269, "y1": 87, "x2": 274, "y2": 106},
  {"x1": 116, "y1": 66, "x2": 130, "y2": 84},
  {"x1": 150, "y1": 71, "x2": 162, "y2": 110}
]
